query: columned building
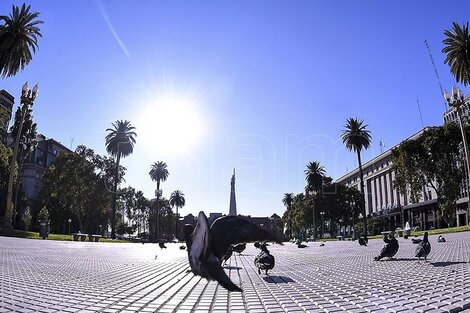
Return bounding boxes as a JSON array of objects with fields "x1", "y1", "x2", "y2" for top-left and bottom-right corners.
[
  {"x1": 337, "y1": 126, "x2": 469, "y2": 231},
  {"x1": 0, "y1": 90, "x2": 14, "y2": 142}
]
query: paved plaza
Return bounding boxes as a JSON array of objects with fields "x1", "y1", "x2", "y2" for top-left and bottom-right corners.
[{"x1": 2, "y1": 232, "x2": 470, "y2": 312}]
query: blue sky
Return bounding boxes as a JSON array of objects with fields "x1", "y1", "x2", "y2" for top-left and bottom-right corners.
[{"x1": 1, "y1": 1, "x2": 469, "y2": 217}]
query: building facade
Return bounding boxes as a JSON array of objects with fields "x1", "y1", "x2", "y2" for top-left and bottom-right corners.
[
  {"x1": 0, "y1": 90, "x2": 14, "y2": 142},
  {"x1": 337, "y1": 127, "x2": 469, "y2": 231}
]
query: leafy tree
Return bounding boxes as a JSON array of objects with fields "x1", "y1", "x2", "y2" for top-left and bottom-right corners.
[
  {"x1": 0, "y1": 143, "x2": 13, "y2": 218},
  {"x1": 149, "y1": 161, "x2": 169, "y2": 239},
  {"x1": 22, "y1": 206, "x2": 31, "y2": 230},
  {"x1": 392, "y1": 125, "x2": 465, "y2": 227},
  {"x1": 0, "y1": 3, "x2": 43, "y2": 78},
  {"x1": 169, "y1": 190, "x2": 185, "y2": 240},
  {"x1": 341, "y1": 117, "x2": 372, "y2": 236},
  {"x1": 443, "y1": 22, "x2": 470, "y2": 85},
  {"x1": 282, "y1": 193, "x2": 294, "y2": 239},
  {"x1": 37, "y1": 206, "x2": 48, "y2": 222},
  {"x1": 42, "y1": 145, "x2": 119, "y2": 234},
  {"x1": 105, "y1": 120, "x2": 137, "y2": 239}
]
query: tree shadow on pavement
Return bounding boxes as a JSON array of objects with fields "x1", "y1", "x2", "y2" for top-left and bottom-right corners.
[{"x1": 262, "y1": 276, "x2": 295, "y2": 283}]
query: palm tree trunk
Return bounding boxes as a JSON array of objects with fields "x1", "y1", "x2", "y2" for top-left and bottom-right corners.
[
  {"x1": 155, "y1": 181, "x2": 160, "y2": 241},
  {"x1": 356, "y1": 150, "x2": 367, "y2": 236},
  {"x1": 111, "y1": 153, "x2": 121, "y2": 239}
]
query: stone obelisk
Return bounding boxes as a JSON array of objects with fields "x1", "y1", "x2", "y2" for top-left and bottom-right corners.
[{"x1": 229, "y1": 169, "x2": 237, "y2": 216}]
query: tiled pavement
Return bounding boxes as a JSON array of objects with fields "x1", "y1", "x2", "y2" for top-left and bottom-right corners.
[{"x1": 2, "y1": 232, "x2": 470, "y2": 312}]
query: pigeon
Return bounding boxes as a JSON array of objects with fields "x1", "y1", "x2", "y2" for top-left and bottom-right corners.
[
  {"x1": 180, "y1": 245, "x2": 186, "y2": 250},
  {"x1": 254, "y1": 244, "x2": 275, "y2": 275},
  {"x1": 233, "y1": 243, "x2": 246, "y2": 254},
  {"x1": 358, "y1": 235, "x2": 368, "y2": 246},
  {"x1": 404, "y1": 234, "x2": 409, "y2": 240},
  {"x1": 254, "y1": 242, "x2": 261, "y2": 249},
  {"x1": 374, "y1": 233, "x2": 399, "y2": 261},
  {"x1": 437, "y1": 235, "x2": 446, "y2": 243},
  {"x1": 319, "y1": 242, "x2": 325, "y2": 247},
  {"x1": 415, "y1": 232, "x2": 431, "y2": 261},
  {"x1": 297, "y1": 242, "x2": 308, "y2": 248},
  {"x1": 411, "y1": 238, "x2": 422, "y2": 244},
  {"x1": 183, "y1": 211, "x2": 281, "y2": 292},
  {"x1": 159, "y1": 241, "x2": 167, "y2": 249}
]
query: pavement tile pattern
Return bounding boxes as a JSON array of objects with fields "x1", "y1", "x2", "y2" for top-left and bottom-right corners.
[{"x1": 1, "y1": 232, "x2": 470, "y2": 312}]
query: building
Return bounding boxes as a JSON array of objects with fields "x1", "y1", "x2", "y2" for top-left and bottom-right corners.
[
  {"x1": 16, "y1": 134, "x2": 72, "y2": 224},
  {"x1": 337, "y1": 124, "x2": 469, "y2": 231},
  {"x1": 0, "y1": 90, "x2": 14, "y2": 142}
]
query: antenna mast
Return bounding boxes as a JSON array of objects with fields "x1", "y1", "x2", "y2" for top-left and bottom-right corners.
[{"x1": 424, "y1": 40, "x2": 447, "y2": 111}]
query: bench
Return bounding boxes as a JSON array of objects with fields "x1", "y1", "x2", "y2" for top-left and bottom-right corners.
[
  {"x1": 72, "y1": 233, "x2": 88, "y2": 241},
  {"x1": 337, "y1": 236, "x2": 343, "y2": 241},
  {"x1": 89, "y1": 234, "x2": 102, "y2": 242}
]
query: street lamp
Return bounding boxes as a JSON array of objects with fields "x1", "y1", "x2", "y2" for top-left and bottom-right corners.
[
  {"x1": 444, "y1": 87, "x2": 470, "y2": 215},
  {"x1": 308, "y1": 190, "x2": 317, "y2": 241},
  {"x1": 2, "y1": 82, "x2": 38, "y2": 231},
  {"x1": 320, "y1": 211, "x2": 325, "y2": 239},
  {"x1": 68, "y1": 219, "x2": 72, "y2": 234}
]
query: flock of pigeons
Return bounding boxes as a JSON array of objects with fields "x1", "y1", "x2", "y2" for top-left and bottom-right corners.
[
  {"x1": 364, "y1": 231, "x2": 433, "y2": 261},
  {"x1": 158, "y1": 211, "x2": 443, "y2": 292}
]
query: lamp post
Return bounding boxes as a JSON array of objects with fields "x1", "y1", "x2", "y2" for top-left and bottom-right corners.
[
  {"x1": 444, "y1": 87, "x2": 470, "y2": 219},
  {"x1": 320, "y1": 211, "x2": 325, "y2": 239},
  {"x1": 155, "y1": 189, "x2": 162, "y2": 241},
  {"x1": 308, "y1": 190, "x2": 317, "y2": 241},
  {"x1": 2, "y1": 82, "x2": 38, "y2": 231},
  {"x1": 68, "y1": 219, "x2": 72, "y2": 234}
]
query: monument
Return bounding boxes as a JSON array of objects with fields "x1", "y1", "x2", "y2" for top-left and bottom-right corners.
[{"x1": 229, "y1": 169, "x2": 237, "y2": 216}]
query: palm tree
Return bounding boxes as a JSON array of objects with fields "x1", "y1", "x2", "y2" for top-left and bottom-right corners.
[
  {"x1": 304, "y1": 161, "x2": 325, "y2": 241},
  {"x1": 149, "y1": 161, "x2": 169, "y2": 240},
  {"x1": 169, "y1": 190, "x2": 185, "y2": 241},
  {"x1": 105, "y1": 120, "x2": 137, "y2": 239},
  {"x1": 341, "y1": 117, "x2": 371, "y2": 237},
  {"x1": 0, "y1": 4, "x2": 43, "y2": 78},
  {"x1": 282, "y1": 193, "x2": 294, "y2": 239},
  {"x1": 443, "y1": 22, "x2": 470, "y2": 85}
]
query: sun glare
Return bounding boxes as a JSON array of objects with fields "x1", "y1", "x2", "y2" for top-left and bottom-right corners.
[{"x1": 136, "y1": 96, "x2": 205, "y2": 157}]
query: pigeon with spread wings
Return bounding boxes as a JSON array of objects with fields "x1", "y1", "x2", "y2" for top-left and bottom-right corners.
[{"x1": 183, "y1": 211, "x2": 282, "y2": 292}]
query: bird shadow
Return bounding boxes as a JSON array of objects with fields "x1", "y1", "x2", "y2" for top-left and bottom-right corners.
[
  {"x1": 262, "y1": 276, "x2": 295, "y2": 283},
  {"x1": 223, "y1": 266, "x2": 242, "y2": 270},
  {"x1": 431, "y1": 261, "x2": 468, "y2": 267}
]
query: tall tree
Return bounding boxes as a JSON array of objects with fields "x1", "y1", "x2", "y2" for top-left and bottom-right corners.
[
  {"x1": 149, "y1": 161, "x2": 169, "y2": 240},
  {"x1": 443, "y1": 22, "x2": 470, "y2": 85},
  {"x1": 304, "y1": 161, "x2": 325, "y2": 241},
  {"x1": 0, "y1": 3, "x2": 43, "y2": 78},
  {"x1": 105, "y1": 120, "x2": 136, "y2": 239},
  {"x1": 282, "y1": 192, "x2": 294, "y2": 239},
  {"x1": 392, "y1": 125, "x2": 465, "y2": 227},
  {"x1": 169, "y1": 190, "x2": 185, "y2": 240},
  {"x1": 341, "y1": 117, "x2": 372, "y2": 237}
]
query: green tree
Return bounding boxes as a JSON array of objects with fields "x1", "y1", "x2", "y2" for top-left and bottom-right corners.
[
  {"x1": 42, "y1": 145, "x2": 117, "y2": 234},
  {"x1": 341, "y1": 117, "x2": 372, "y2": 236},
  {"x1": 0, "y1": 3, "x2": 43, "y2": 78},
  {"x1": 0, "y1": 143, "x2": 14, "y2": 218},
  {"x1": 282, "y1": 193, "x2": 294, "y2": 239},
  {"x1": 105, "y1": 120, "x2": 137, "y2": 239},
  {"x1": 443, "y1": 22, "x2": 470, "y2": 85},
  {"x1": 169, "y1": 190, "x2": 185, "y2": 240},
  {"x1": 304, "y1": 161, "x2": 325, "y2": 240},
  {"x1": 37, "y1": 206, "x2": 48, "y2": 222},
  {"x1": 22, "y1": 206, "x2": 31, "y2": 230},
  {"x1": 392, "y1": 125, "x2": 465, "y2": 227},
  {"x1": 149, "y1": 161, "x2": 169, "y2": 240}
]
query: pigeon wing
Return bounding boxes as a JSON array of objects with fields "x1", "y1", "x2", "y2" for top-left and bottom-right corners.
[
  {"x1": 189, "y1": 212, "x2": 212, "y2": 271},
  {"x1": 210, "y1": 215, "x2": 282, "y2": 259}
]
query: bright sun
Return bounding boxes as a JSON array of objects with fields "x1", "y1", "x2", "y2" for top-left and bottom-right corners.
[{"x1": 136, "y1": 96, "x2": 205, "y2": 156}]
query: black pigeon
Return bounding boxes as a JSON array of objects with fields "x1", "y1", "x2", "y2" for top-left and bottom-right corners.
[
  {"x1": 233, "y1": 243, "x2": 246, "y2": 254},
  {"x1": 358, "y1": 235, "x2": 368, "y2": 246},
  {"x1": 374, "y1": 233, "x2": 399, "y2": 261},
  {"x1": 437, "y1": 235, "x2": 446, "y2": 243},
  {"x1": 254, "y1": 244, "x2": 275, "y2": 275},
  {"x1": 404, "y1": 234, "x2": 409, "y2": 240},
  {"x1": 415, "y1": 232, "x2": 431, "y2": 261},
  {"x1": 411, "y1": 238, "x2": 422, "y2": 244},
  {"x1": 180, "y1": 245, "x2": 186, "y2": 250},
  {"x1": 319, "y1": 242, "x2": 325, "y2": 247},
  {"x1": 183, "y1": 211, "x2": 281, "y2": 292},
  {"x1": 254, "y1": 242, "x2": 261, "y2": 249},
  {"x1": 159, "y1": 241, "x2": 167, "y2": 249},
  {"x1": 297, "y1": 242, "x2": 308, "y2": 248}
]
